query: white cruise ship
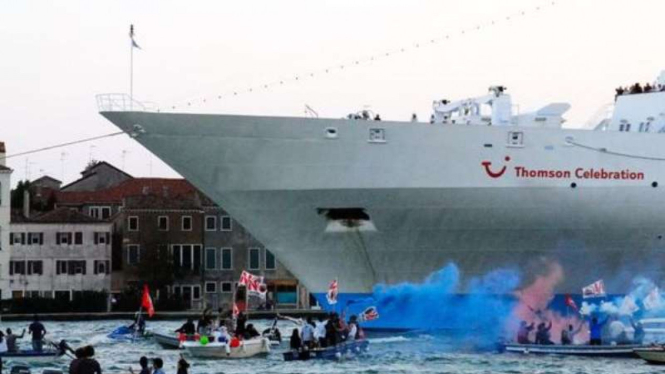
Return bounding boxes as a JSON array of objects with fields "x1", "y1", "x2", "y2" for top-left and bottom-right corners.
[{"x1": 98, "y1": 72, "x2": 665, "y2": 323}]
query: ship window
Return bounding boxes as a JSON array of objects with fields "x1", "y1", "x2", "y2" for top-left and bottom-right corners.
[
  {"x1": 318, "y1": 208, "x2": 370, "y2": 221},
  {"x1": 625, "y1": 123, "x2": 631, "y2": 132},
  {"x1": 619, "y1": 124, "x2": 625, "y2": 132},
  {"x1": 507, "y1": 131, "x2": 524, "y2": 147},
  {"x1": 368, "y1": 128, "x2": 386, "y2": 143},
  {"x1": 639, "y1": 123, "x2": 645, "y2": 132}
]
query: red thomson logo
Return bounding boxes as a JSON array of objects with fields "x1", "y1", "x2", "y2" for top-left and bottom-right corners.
[
  {"x1": 481, "y1": 156, "x2": 511, "y2": 178},
  {"x1": 481, "y1": 156, "x2": 645, "y2": 181}
]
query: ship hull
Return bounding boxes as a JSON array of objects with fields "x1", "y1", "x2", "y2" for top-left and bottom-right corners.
[{"x1": 100, "y1": 111, "x2": 665, "y2": 297}]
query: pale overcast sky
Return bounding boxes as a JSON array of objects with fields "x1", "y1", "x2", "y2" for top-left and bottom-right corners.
[{"x1": 2, "y1": 0, "x2": 664, "y2": 186}]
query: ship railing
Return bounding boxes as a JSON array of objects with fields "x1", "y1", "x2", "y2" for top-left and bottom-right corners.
[{"x1": 95, "y1": 93, "x2": 159, "y2": 112}]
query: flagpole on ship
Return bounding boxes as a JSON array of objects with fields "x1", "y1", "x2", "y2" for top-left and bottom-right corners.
[{"x1": 129, "y1": 24, "x2": 134, "y2": 110}]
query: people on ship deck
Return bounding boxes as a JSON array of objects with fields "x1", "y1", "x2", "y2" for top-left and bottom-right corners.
[
  {"x1": 301, "y1": 317, "x2": 315, "y2": 348},
  {"x1": 314, "y1": 315, "x2": 327, "y2": 348},
  {"x1": 517, "y1": 321, "x2": 534, "y2": 344},
  {"x1": 535, "y1": 321, "x2": 553, "y2": 345}
]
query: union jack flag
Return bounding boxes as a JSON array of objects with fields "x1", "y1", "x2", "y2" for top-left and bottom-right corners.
[
  {"x1": 582, "y1": 280, "x2": 606, "y2": 299},
  {"x1": 359, "y1": 306, "x2": 379, "y2": 322},
  {"x1": 239, "y1": 270, "x2": 266, "y2": 298},
  {"x1": 326, "y1": 279, "x2": 338, "y2": 305}
]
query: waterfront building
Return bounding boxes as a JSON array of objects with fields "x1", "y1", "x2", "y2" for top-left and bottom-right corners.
[
  {"x1": 9, "y1": 207, "x2": 113, "y2": 302},
  {"x1": 0, "y1": 142, "x2": 13, "y2": 300}
]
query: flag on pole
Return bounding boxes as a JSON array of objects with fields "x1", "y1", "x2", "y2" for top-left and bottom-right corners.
[
  {"x1": 564, "y1": 294, "x2": 578, "y2": 311},
  {"x1": 238, "y1": 270, "x2": 267, "y2": 299},
  {"x1": 359, "y1": 306, "x2": 379, "y2": 322},
  {"x1": 326, "y1": 278, "x2": 338, "y2": 305},
  {"x1": 582, "y1": 280, "x2": 606, "y2": 299},
  {"x1": 141, "y1": 284, "x2": 155, "y2": 317},
  {"x1": 129, "y1": 24, "x2": 141, "y2": 49},
  {"x1": 644, "y1": 287, "x2": 663, "y2": 311}
]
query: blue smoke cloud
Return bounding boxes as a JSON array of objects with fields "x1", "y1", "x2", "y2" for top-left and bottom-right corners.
[{"x1": 356, "y1": 263, "x2": 520, "y2": 344}]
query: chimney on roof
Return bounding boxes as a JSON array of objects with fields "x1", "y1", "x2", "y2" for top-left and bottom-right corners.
[
  {"x1": 23, "y1": 190, "x2": 30, "y2": 218},
  {"x1": 0, "y1": 142, "x2": 6, "y2": 167}
]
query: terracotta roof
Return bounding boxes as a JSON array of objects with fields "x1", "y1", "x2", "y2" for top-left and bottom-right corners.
[
  {"x1": 57, "y1": 178, "x2": 215, "y2": 206},
  {"x1": 12, "y1": 207, "x2": 107, "y2": 224},
  {"x1": 32, "y1": 175, "x2": 62, "y2": 184},
  {"x1": 124, "y1": 194, "x2": 203, "y2": 210}
]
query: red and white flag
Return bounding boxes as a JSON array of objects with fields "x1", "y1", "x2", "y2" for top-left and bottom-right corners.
[
  {"x1": 141, "y1": 284, "x2": 155, "y2": 317},
  {"x1": 239, "y1": 270, "x2": 266, "y2": 299},
  {"x1": 326, "y1": 279, "x2": 338, "y2": 305},
  {"x1": 564, "y1": 294, "x2": 578, "y2": 311},
  {"x1": 582, "y1": 280, "x2": 606, "y2": 299},
  {"x1": 359, "y1": 306, "x2": 379, "y2": 322}
]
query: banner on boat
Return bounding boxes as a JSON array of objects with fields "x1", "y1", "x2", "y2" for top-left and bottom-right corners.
[
  {"x1": 582, "y1": 279, "x2": 606, "y2": 299},
  {"x1": 326, "y1": 279, "x2": 338, "y2": 305},
  {"x1": 238, "y1": 270, "x2": 267, "y2": 299}
]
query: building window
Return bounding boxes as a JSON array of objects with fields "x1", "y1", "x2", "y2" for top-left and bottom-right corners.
[
  {"x1": 67, "y1": 261, "x2": 86, "y2": 275},
  {"x1": 94, "y1": 232, "x2": 110, "y2": 245},
  {"x1": 205, "y1": 248, "x2": 217, "y2": 270},
  {"x1": 265, "y1": 250, "x2": 276, "y2": 270},
  {"x1": 9, "y1": 261, "x2": 26, "y2": 275},
  {"x1": 27, "y1": 261, "x2": 43, "y2": 275},
  {"x1": 128, "y1": 216, "x2": 139, "y2": 231},
  {"x1": 56, "y1": 261, "x2": 67, "y2": 275},
  {"x1": 221, "y1": 282, "x2": 233, "y2": 293},
  {"x1": 94, "y1": 260, "x2": 110, "y2": 275},
  {"x1": 220, "y1": 216, "x2": 232, "y2": 231},
  {"x1": 11, "y1": 233, "x2": 26, "y2": 245},
  {"x1": 205, "y1": 216, "x2": 217, "y2": 231},
  {"x1": 28, "y1": 233, "x2": 43, "y2": 245},
  {"x1": 172, "y1": 244, "x2": 203, "y2": 270},
  {"x1": 205, "y1": 282, "x2": 217, "y2": 294},
  {"x1": 56, "y1": 232, "x2": 73, "y2": 245},
  {"x1": 127, "y1": 244, "x2": 140, "y2": 265},
  {"x1": 90, "y1": 206, "x2": 111, "y2": 219},
  {"x1": 221, "y1": 248, "x2": 232, "y2": 270},
  {"x1": 248, "y1": 248, "x2": 260, "y2": 270},
  {"x1": 74, "y1": 232, "x2": 83, "y2": 245},
  {"x1": 193, "y1": 285, "x2": 201, "y2": 300},
  {"x1": 182, "y1": 216, "x2": 193, "y2": 231},
  {"x1": 158, "y1": 216, "x2": 169, "y2": 231},
  {"x1": 55, "y1": 290, "x2": 71, "y2": 301}
]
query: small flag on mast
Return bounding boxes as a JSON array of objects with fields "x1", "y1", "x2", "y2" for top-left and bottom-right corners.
[
  {"x1": 564, "y1": 294, "x2": 578, "y2": 311},
  {"x1": 326, "y1": 278, "x2": 338, "y2": 305},
  {"x1": 130, "y1": 24, "x2": 141, "y2": 49},
  {"x1": 141, "y1": 284, "x2": 155, "y2": 317}
]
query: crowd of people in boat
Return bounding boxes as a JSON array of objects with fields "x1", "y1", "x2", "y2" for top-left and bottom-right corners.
[
  {"x1": 288, "y1": 312, "x2": 364, "y2": 352},
  {"x1": 0, "y1": 315, "x2": 48, "y2": 353},
  {"x1": 174, "y1": 308, "x2": 263, "y2": 345},
  {"x1": 615, "y1": 82, "x2": 665, "y2": 99},
  {"x1": 516, "y1": 316, "x2": 644, "y2": 346}
]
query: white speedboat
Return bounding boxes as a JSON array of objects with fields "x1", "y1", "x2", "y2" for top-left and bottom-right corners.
[{"x1": 182, "y1": 338, "x2": 271, "y2": 359}]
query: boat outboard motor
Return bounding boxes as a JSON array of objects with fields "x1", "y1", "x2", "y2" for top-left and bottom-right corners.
[{"x1": 10, "y1": 366, "x2": 30, "y2": 374}]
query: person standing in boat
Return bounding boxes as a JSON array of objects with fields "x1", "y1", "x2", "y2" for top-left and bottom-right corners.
[
  {"x1": 289, "y1": 329, "x2": 302, "y2": 351},
  {"x1": 631, "y1": 318, "x2": 645, "y2": 344},
  {"x1": 175, "y1": 318, "x2": 196, "y2": 336},
  {"x1": 28, "y1": 314, "x2": 47, "y2": 352},
  {"x1": 314, "y1": 315, "x2": 327, "y2": 348},
  {"x1": 516, "y1": 321, "x2": 534, "y2": 344},
  {"x1": 5, "y1": 328, "x2": 25, "y2": 353},
  {"x1": 347, "y1": 315, "x2": 359, "y2": 341},
  {"x1": 560, "y1": 323, "x2": 583, "y2": 345},
  {"x1": 535, "y1": 321, "x2": 553, "y2": 345},
  {"x1": 589, "y1": 316, "x2": 608, "y2": 345},
  {"x1": 300, "y1": 317, "x2": 315, "y2": 349}
]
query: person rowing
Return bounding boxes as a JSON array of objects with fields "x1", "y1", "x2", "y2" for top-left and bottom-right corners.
[{"x1": 175, "y1": 318, "x2": 196, "y2": 336}]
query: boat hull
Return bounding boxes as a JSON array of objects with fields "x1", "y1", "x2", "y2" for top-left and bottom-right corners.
[
  {"x1": 153, "y1": 332, "x2": 181, "y2": 349},
  {"x1": 183, "y1": 338, "x2": 270, "y2": 359},
  {"x1": 100, "y1": 111, "x2": 665, "y2": 298},
  {"x1": 501, "y1": 343, "x2": 650, "y2": 357},
  {"x1": 283, "y1": 339, "x2": 369, "y2": 361},
  {"x1": 635, "y1": 347, "x2": 665, "y2": 364}
]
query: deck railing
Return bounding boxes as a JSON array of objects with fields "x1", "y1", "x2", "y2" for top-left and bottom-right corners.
[{"x1": 96, "y1": 93, "x2": 158, "y2": 112}]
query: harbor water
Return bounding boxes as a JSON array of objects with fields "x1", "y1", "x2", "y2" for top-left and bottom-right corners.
[{"x1": 0, "y1": 319, "x2": 661, "y2": 374}]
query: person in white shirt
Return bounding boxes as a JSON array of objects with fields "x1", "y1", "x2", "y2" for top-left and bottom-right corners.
[
  {"x1": 313, "y1": 316, "x2": 327, "y2": 347},
  {"x1": 347, "y1": 315, "x2": 359, "y2": 341},
  {"x1": 301, "y1": 317, "x2": 315, "y2": 349},
  {"x1": 0, "y1": 332, "x2": 8, "y2": 353}
]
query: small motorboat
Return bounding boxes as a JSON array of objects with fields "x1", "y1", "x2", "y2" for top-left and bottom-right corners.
[
  {"x1": 153, "y1": 332, "x2": 181, "y2": 349},
  {"x1": 283, "y1": 339, "x2": 370, "y2": 361},
  {"x1": 1, "y1": 341, "x2": 71, "y2": 364},
  {"x1": 499, "y1": 342, "x2": 649, "y2": 358},
  {"x1": 634, "y1": 346, "x2": 665, "y2": 364},
  {"x1": 108, "y1": 326, "x2": 151, "y2": 341},
  {"x1": 182, "y1": 337, "x2": 271, "y2": 359}
]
